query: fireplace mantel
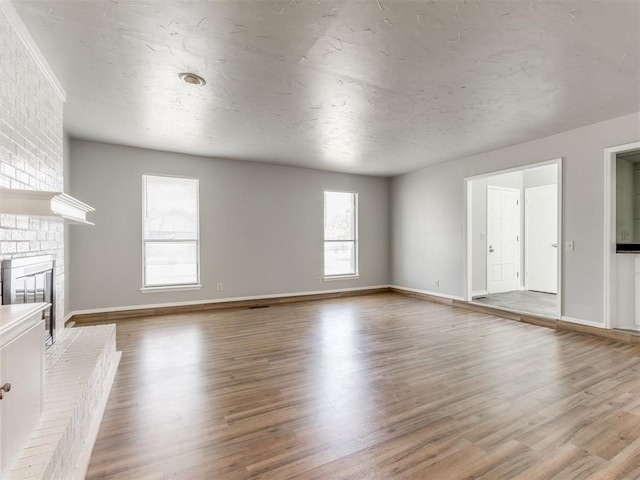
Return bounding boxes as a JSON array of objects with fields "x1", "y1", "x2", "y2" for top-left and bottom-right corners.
[{"x1": 0, "y1": 189, "x2": 94, "y2": 224}]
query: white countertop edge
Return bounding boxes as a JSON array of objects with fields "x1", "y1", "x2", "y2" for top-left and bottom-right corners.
[{"x1": 0, "y1": 303, "x2": 49, "y2": 348}]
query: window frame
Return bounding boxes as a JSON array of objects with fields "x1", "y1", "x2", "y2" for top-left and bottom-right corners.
[
  {"x1": 323, "y1": 189, "x2": 359, "y2": 279},
  {"x1": 141, "y1": 174, "x2": 202, "y2": 292}
]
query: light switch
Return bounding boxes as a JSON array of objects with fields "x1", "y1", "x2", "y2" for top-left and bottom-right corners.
[{"x1": 565, "y1": 241, "x2": 574, "y2": 252}]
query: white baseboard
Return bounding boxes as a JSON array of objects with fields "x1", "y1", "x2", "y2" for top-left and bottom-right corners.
[
  {"x1": 70, "y1": 285, "x2": 391, "y2": 317},
  {"x1": 390, "y1": 285, "x2": 465, "y2": 301},
  {"x1": 560, "y1": 316, "x2": 606, "y2": 329},
  {"x1": 71, "y1": 350, "x2": 122, "y2": 480},
  {"x1": 472, "y1": 290, "x2": 488, "y2": 297}
]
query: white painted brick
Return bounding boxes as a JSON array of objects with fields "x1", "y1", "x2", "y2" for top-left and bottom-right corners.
[
  {"x1": 1, "y1": 241, "x2": 16, "y2": 254},
  {"x1": 0, "y1": 6, "x2": 65, "y2": 342},
  {"x1": 9, "y1": 326, "x2": 118, "y2": 480}
]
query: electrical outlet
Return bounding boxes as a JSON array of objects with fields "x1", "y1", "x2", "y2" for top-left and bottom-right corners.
[
  {"x1": 317, "y1": 277, "x2": 323, "y2": 284},
  {"x1": 217, "y1": 282, "x2": 223, "y2": 291}
]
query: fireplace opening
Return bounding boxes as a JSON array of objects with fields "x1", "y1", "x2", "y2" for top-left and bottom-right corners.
[{"x1": 1, "y1": 255, "x2": 56, "y2": 347}]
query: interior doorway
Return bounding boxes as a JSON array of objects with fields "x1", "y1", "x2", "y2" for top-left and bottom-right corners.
[
  {"x1": 604, "y1": 142, "x2": 640, "y2": 331},
  {"x1": 465, "y1": 160, "x2": 562, "y2": 319},
  {"x1": 525, "y1": 184, "x2": 558, "y2": 294}
]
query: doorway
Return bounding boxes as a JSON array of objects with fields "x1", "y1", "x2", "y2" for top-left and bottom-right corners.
[
  {"x1": 525, "y1": 184, "x2": 558, "y2": 294},
  {"x1": 604, "y1": 142, "x2": 640, "y2": 331},
  {"x1": 465, "y1": 160, "x2": 561, "y2": 319}
]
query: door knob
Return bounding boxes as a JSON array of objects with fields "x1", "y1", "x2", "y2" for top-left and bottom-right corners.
[
  {"x1": 0, "y1": 382, "x2": 9, "y2": 400},
  {"x1": 489, "y1": 246, "x2": 494, "y2": 253},
  {"x1": 552, "y1": 243, "x2": 558, "y2": 248}
]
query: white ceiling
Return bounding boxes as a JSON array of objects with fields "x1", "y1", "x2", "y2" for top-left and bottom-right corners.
[{"x1": 13, "y1": 0, "x2": 640, "y2": 177}]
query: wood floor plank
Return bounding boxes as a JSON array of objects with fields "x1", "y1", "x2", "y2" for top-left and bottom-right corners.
[{"x1": 84, "y1": 292, "x2": 640, "y2": 479}]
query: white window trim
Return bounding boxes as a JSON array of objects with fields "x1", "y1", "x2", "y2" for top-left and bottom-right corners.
[
  {"x1": 140, "y1": 284, "x2": 203, "y2": 293},
  {"x1": 323, "y1": 190, "x2": 358, "y2": 279},
  {"x1": 323, "y1": 274, "x2": 360, "y2": 281},
  {"x1": 142, "y1": 174, "x2": 201, "y2": 289}
]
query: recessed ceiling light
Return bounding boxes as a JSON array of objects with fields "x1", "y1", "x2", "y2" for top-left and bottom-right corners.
[{"x1": 179, "y1": 72, "x2": 206, "y2": 86}]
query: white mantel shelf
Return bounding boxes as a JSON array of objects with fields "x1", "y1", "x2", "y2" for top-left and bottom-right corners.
[
  {"x1": 0, "y1": 189, "x2": 95, "y2": 224},
  {"x1": 0, "y1": 303, "x2": 49, "y2": 349}
]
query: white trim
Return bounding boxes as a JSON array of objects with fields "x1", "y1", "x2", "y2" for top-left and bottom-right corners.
[
  {"x1": 603, "y1": 141, "x2": 640, "y2": 329},
  {"x1": 323, "y1": 274, "x2": 360, "y2": 281},
  {"x1": 556, "y1": 158, "x2": 564, "y2": 320},
  {"x1": 0, "y1": 2, "x2": 66, "y2": 101},
  {"x1": 464, "y1": 158, "x2": 563, "y2": 318},
  {"x1": 390, "y1": 284, "x2": 465, "y2": 301},
  {"x1": 324, "y1": 190, "x2": 358, "y2": 277},
  {"x1": 471, "y1": 290, "x2": 488, "y2": 297},
  {"x1": 560, "y1": 315, "x2": 606, "y2": 329},
  {"x1": 69, "y1": 285, "x2": 391, "y2": 316},
  {"x1": 140, "y1": 284, "x2": 203, "y2": 293},
  {"x1": 70, "y1": 351, "x2": 121, "y2": 480},
  {"x1": 142, "y1": 174, "x2": 200, "y2": 289},
  {"x1": 463, "y1": 158, "x2": 561, "y2": 182},
  {"x1": 464, "y1": 178, "x2": 473, "y2": 301}
]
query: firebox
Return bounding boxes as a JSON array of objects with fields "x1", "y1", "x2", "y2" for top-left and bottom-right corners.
[{"x1": 1, "y1": 255, "x2": 56, "y2": 347}]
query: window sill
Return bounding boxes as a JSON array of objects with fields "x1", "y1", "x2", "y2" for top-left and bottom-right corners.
[
  {"x1": 140, "y1": 284, "x2": 203, "y2": 294},
  {"x1": 323, "y1": 274, "x2": 360, "y2": 282}
]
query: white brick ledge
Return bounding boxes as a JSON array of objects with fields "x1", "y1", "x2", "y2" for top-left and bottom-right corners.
[{"x1": 8, "y1": 325, "x2": 121, "y2": 480}]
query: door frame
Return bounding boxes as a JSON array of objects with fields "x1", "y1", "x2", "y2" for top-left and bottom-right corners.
[
  {"x1": 464, "y1": 158, "x2": 563, "y2": 319},
  {"x1": 603, "y1": 141, "x2": 640, "y2": 329},
  {"x1": 525, "y1": 184, "x2": 558, "y2": 293},
  {"x1": 486, "y1": 186, "x2": 521, "y2": 295}
]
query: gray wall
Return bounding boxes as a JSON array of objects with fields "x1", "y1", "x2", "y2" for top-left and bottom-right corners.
[
  {"x1": 391, "y1": 112, "x2": 640, "y2": 324},
  {"x1": 69, "y1": 140, "x2": 390, "y2": 311}
]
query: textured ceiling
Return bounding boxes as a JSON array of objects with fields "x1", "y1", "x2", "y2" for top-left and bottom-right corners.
[{"x1": 13, "y1": 0, "x2": 640, "y2": 176}]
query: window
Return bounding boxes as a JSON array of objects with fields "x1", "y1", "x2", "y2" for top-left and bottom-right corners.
[
  {"x1": 142, "y1": 175, "x2": 199, "y2": 288},
  {"x1": 324, "y1": 190, "x2": 358, "y2": 277}
]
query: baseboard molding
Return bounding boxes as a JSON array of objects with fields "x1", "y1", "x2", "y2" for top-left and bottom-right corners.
[
  {"x1": 560, "y1": 316, "x2": 605, "y2": 329},
  {"x1": 69, "y1": 285, "x2": 636, "y2": 346},
  {"x1": 390, "y1": 285, "x2": 465, "y2": 303},
  {"x1": 70, "y1": 285, "x2": 391, "y2": 323},
  {"x1": 72, "y1": 350, "x2": 122, "y2": 480},
  {"x1": 393, "y1": 285, "x2": 639, "y2": 346}
]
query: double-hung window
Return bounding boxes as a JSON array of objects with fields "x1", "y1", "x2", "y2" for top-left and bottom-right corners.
[
  {"x1": 324, "y1": 190, "x2": 358, "y2": 277},
  {"x1": 142, "y1": 174, "x2": 200, "y2": 288}
]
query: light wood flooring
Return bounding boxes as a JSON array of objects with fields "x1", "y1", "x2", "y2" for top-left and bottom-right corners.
[{"x1": 85, "y1": 292, "x2": 640, "y2": 479}]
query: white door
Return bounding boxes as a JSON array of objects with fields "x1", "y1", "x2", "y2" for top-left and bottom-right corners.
[
  {"x1": 525, "y1": 185, "x2": 558, "y2": 293},
  {"x1": 487, "y1": 187, "x2": 520, "y2": 294}
]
